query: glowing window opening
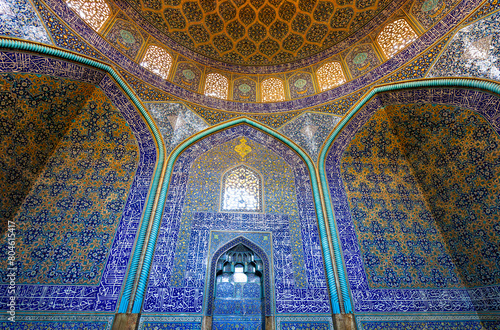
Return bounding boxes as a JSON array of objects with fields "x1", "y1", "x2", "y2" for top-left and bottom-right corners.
[
  {"x1": 261, "y1": 78, "x2": 285, "y2": 102},
  {"x1": 205, "y1": 73, "x2": 229, "y2": 99},
  {"x1": 316, "y1": 62, "x2": 346, "y2": 91},
  {"x1": 66, "y1": 0, "x2": 111, "y2": 32},
  {"x1": 221, "y1": 165, "x2": 262, "y2": 212},
  {"x1": 140, "y1": 45, "x2": 173, "y2": 80},
  {"x1": 377, "y1": 18, "x2": 418, "y2": 58}
]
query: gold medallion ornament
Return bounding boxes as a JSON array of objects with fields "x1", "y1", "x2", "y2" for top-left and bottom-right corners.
[{"x1": 235, "y1": 138, "x2": 252, "y2": 160}]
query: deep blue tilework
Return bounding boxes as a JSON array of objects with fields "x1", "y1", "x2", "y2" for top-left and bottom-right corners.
[
  {"x1": 281, "y1": 322, "x2": 329, "y2": 330},
  {"x1": 325, "y1": 87, "x2": 500, "y2": 313},
  {"x1": 280, "y1": 112, "x2": 341, "y2": 161},
  {"x1": 0, "y1": 0, "x2": 52, "y2": 44},
  {"x1": 141, "y1": 322, "x2": 201, "y2": 330},
  {"x1": 143, "y1": 125, "x2": 329, "y2": 315},
  {"x1": 428, "y1": 11, "x2": 500, "y2": 82},
  {"x1": 360, "y1": 320, "x2": 500, "y2": 329},
  {"x1": 0, "y1": 52, "x2": 156, "y2": 312},
  {"x1": 212, "y1": 316, "x2": 262, "y2": 330},
  {"x1": 146, "y1": 102, "x2": 208, "y2": 157}
]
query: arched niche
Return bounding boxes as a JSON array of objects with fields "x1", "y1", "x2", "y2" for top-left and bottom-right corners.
[
  {"x1": 323, "y1": 85, "x2": 500, "y2": 316},
  {"x1": 206, "y1": 237, "x2": 272, "y2": 329},
  {"x1": 142, "y1": 123, "x2": 331, "y2": 324}
]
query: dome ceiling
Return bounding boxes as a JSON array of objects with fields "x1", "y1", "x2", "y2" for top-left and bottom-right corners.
[{"x1": 124, "y1": 0, "x2": 396, "y2": 66}]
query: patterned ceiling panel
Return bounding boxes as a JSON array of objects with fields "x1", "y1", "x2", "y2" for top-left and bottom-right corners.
[{"x1": 121, "y1": 0, "x2": 396, "y2": 66}]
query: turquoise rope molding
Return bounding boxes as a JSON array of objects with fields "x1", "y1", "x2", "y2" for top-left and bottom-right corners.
[
  {"x1": 0, "y1": 37, "x2": 166, "y2": 313},
  {"x1": 131, "y1": 118, "x2": 342, "y2": 314},
  {"x1": 317, "y1": 78, "x2": 500, "y2": 314}
]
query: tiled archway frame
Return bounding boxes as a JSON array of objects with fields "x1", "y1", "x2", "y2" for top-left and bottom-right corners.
[
  {"x1": 206, "y1": 236, "x2": 272, "y2": 316},
  {"x1": 318, "y1": 79, "x2": 500, "y2": 313},
  {"x1": 0, "y1": 48, "x2": 158, "y2": 316},
  {"x1": 139, "y1": 123, "x2": 334, "y2": 316},
  {"x1": 0, "y1": 38, "x2": 168, "y2": 316}
]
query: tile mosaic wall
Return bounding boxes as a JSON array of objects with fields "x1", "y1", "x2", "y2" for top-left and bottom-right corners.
[
  {"x1": 0, "y1": 73, "x2": 94, "y2": 229},
  {"x1": 143, "y1": 125, "x2": 329, "y2": 316},
  {"x1": 355, "y1": 313, "x2": 500, "y2": 329},
  {"x1": 280, "y1": 112, "x2": 341, "y2": 161},
  {"x1": 325, "y1": 87, "x2": 500, "y2": 313},
  {"x1": 276, "y1": 316, "x2": 334, "y2": 330},
  {"x1": 104, "y1": 19, "x2": 145, "y2": 60},
  {"x1": 345, "y1": 44, "x2": 381, "y2": 79},
  {"x1": 340, "y1": 108, "x2": 463, "y2": 289},
  {"x1": 233, "y1": 77, "x2": 257, "y2": 102},
  {"x1": 0, "y1": 52, "x2": 156, "y2": 312},
  {"x1": 386, "y1": 103, "x2": 500, "y2": 288},
  {"x1": 146, "y1": 102, "x2": 208, "y2": 157},
  {"x1": 288, "y1": 72, "x2": 315, "y2": 100},
  {"x1": 0, "y1": 83, "x2": 139, "y2": 285},
  {"x1": 0, "y1": 314, "x2": 114, "y2": 329},
  {"x1": 172, "y1": 62, "x2": 202, "y2": 93},
  {"x1": 0, "y1": 0, "x2": 52, "y2": 44},
  {"x1": 428, "y1": 11, "x2": 500, "y2": 82},
  {"x1": 138, "y1": 315, "x2": 202, "y2": 330},
  {"x1": 411, "y1": 0, "x2": 461, "y2": 29}
]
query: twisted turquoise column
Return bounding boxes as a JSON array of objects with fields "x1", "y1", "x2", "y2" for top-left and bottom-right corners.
[
  {"x1": 0, "y1": 37, "x2": 166, "y2": 313},
  {"x1": 317, "y1": 78, "x2": 500, "y2": 314},
  {"x1": 131, "y1": 118, "x2": 342, "y2": 314}
]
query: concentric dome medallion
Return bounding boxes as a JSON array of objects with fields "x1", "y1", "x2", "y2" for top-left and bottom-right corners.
[{"x1": 124, "y1": 0, "x2": 396, "y2": 66}]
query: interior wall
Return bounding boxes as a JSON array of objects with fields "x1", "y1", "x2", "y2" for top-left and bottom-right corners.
[
  {"x1": 0, "y1": 73, "x2": 95, "y2": 228},
  {"x1": 141, "y1": 124, "x2": 333, "y2": 329},
  {"x1": 325, "y1": 87, "x2": 500, "y2": 328},
  {"x1": 0, "y1": 52, "x2": 157, "y2": 326},
  {"x1": 386, "y1": 103, "x2": 500, "y2": 304}
]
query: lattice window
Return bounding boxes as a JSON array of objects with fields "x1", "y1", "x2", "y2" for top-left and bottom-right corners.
[
  {"x1": 377, "y1": 18, "x2": 418, "y2": 58},
  {"x1": 140, "y1": 45, "x2": 173, "y2": 80},
  {"x1": 316, "y1": 62, "x2": 346, "y2": 91},
  {"x1": 261, "y1": 78, "x2": 285, "y2": 102},
  {"x1": 66, "y1": 0, "x2": 111, "y2": 32},
  {"x1": 221, "y1": 165, "x2": 262, "y2": 212},
  {"x1": 205, "y1": 73, "x2": 229, "y2": 99}
]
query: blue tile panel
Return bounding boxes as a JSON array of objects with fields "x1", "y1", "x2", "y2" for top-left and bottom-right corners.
[
  {"x1": 281, "y1": 321, "x2": 330, "y2": 330},
  {"x1": 207, "y1": 236, "x2": 271, "y2": 316},
  {"x1": 0, "y1": 73, "x2": 95, "y2": 227},
  {"x1": 213, "y1": 317, "x2": 262, "y2": 330},
  {"x1": 280, "y1": 112, "x2": 341, "y2": 161},
  {"x1": 276, "y1": 316, "x2": 334, "y2": 330},
  {"x1": 428, "y1": 11, "x2": 500, "y2": 82},
  {"x1": 143, "y1": 125, "x2": 329, "y2": 315},
  {"x1": 138, "y1": 316, "x2": 202, "y2": 330},
  {"x1": 355, "y1": 313, "x2": 500, "y2": 330},
  {"x1": 0, "y1": 0, "x2": 52, "y2": 44},
  {"x1": 325, "y1": 87, "x2": 500, "y2": 313},
  {"x1": 0, "y1": 314, "x2": 114, "y2": 329},
  {"x1": 146, "y1": 102, "x2": 208, "y2": 157},
  {"x1": 0, "y1": 51, "x2": 156, "y2": 312},
  {"x1": 32, "y1": 0, "x2": 483, "y2": 113}
]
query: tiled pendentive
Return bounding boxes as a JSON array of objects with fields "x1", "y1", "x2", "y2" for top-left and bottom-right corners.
[
  {"x1": 146, "y1": 102, "x2": 208, "y2": 156},
  {"x1": 428, "y1": 11, "x2": 500, "y2": 82},
  {"x1": 0, "y1": 0, "x2": 52, "y2": 44}
]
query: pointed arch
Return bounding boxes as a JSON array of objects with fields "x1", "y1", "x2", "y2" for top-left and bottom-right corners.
[
  {"x1": 318, "y1": 78, "x2": 500, "y2": 313},
  {"x1": 131, "y1": 117, "x2": 343, "y2": 314},
  {"x1": 205, "y1": 236, "x2": 273, "y2": 316}
]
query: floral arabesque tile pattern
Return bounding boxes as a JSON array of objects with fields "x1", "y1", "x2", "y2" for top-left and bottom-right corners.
[{"x1": 0, "y1": 0, "x2": 52, "y2": 44}]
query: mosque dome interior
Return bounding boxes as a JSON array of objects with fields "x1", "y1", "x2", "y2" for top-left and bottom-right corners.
[{"x1": 1, "y1": 0, "x2": 500, "y2": 328}]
